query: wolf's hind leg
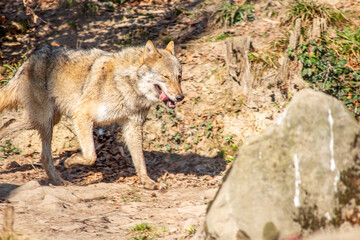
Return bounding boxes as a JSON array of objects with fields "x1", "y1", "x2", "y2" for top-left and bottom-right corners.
[
  {"x1": 0, "y1": 119, "x2": 34, "y2": 139},
  {"x1": 38, "y1": 124, "x2": 63, "y2": 185},
  {"x1": 64, "y1": 115, "x2": 96, "y2": 168}
]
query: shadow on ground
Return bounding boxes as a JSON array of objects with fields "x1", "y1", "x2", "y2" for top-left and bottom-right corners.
[
  {"x1": 55, "y1": 148, "x2": 225, "y2": 185},
  {"x1": 0, "y1": 183, "x2": 19, "y2": 200}
]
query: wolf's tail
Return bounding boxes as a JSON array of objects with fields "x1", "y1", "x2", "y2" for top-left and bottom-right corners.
[{"x1": 0, "y1": 62, "x2": 27, "y2": 113}]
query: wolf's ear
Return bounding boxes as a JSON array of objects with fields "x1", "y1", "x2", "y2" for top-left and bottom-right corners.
[
  {"x1": 144, "y1": 40, "x2": 159, "y2": 60},
  {"x1": 165, "y1": 41, "x2": 175, "y2": 55}
]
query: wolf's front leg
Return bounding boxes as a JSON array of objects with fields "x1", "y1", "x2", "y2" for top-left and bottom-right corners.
[
  {"x1": 64, "y1": 114, "x2": 97, "y2": 168},
  {"x1": 123, "y1": 120, "x2": 158, "y2": 190}
]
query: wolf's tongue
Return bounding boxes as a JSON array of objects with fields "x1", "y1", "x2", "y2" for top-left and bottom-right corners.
[{"x1": 159, "y1": 91, "x2": 169, "y2": 102}]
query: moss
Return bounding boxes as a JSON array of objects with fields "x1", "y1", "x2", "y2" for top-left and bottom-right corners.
[{"x1": 293, "y1": 204, "x2": 326, "y2": 232}]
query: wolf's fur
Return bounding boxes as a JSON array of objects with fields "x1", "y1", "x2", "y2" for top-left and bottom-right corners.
[{"x1": 0, "y1": 40, "x2": 183, "y2": 189}]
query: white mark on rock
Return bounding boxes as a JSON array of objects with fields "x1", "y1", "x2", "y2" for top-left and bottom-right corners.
[
  {"x1": 259, "y1": 151, "x2": 262, "y2": 160},
  {"x1": 328, "y1": 109, "x2": 335, "y2": 171},
  {"x1": 293, "y1": 153, "x2": 301, "y2": 208},
  {"x1": 276, "y1": 109, "x2": 288, "y2": 125},
  {"x1": 328, "y1": 109, "x2": 340, "y2": 193}
]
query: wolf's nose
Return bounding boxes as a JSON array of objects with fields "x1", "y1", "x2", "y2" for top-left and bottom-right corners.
[{"x1": 176, "y1": 95, "x2": 184, "y2": 102}]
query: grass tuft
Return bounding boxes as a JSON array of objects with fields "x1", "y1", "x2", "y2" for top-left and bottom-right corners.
[
  {"x1": 131, "y1": 223, "x2": 153, "y2": 232},
  {"x1": 213, "y1": 2, "x2": 255, "y2": 27},
  {"x1": 284, "y1": 0, "x2": 348, "y2": 28},
  {"x1": 129, "y1": 223, "x2": 161, "y2": 240}
]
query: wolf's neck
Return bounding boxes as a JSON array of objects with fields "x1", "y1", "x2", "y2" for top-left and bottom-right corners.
[{"x1": 112, "y1": 47, "x2": 144, "y2": 67}]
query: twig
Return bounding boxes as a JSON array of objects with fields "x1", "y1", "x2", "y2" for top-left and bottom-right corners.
[{"x1": 22, "y1": 0, "x2": 47, "y2": 24}]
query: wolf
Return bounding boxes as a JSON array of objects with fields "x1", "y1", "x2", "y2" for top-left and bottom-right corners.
[{"x1": 0, "y1": 40, "x2": 184, "y2": 189}]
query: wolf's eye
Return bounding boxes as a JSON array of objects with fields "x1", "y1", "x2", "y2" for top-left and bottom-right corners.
[{"x1": 161, "y1": 74, "x2": 170, "y2": 80}]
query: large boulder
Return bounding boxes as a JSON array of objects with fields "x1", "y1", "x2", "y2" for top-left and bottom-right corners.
[{"x1": 194, "y1": 89, "x2": 360, "y2": 240}]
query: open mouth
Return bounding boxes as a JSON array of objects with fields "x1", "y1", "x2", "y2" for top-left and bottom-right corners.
[{"x1": 155, "y1": 84, "x2": 176, "y2": 109}]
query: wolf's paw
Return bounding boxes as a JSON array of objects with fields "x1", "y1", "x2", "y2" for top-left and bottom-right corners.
[
  {"x1": 64, "y1": 153, "x2": 96, "y2": 168},
  {"x1": 64, "y1": 155, "x2": 79, "y2": 168},
  {"x1": 50, "y1": 176, "x2": 72, "y2": 186},
  {"x1": 59, "y1": 179, "x2": 73, "y2": 186},
  {"x1": 140, "y1": 177, "x2": 158, "y2": 190},
  {"x1": 140, "y1": 178, "x2": 167, "y2": 190}
]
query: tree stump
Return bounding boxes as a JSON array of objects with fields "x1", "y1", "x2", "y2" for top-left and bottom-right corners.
[
  {"x1": 274, "y1": 18, "x2": 308, "y2": 95},
  {"x1": 225, "y1": 36, "x2": 254, "y2": 98},
  {"x1": 310, "y1": 18, "x2": 327, "y2": 40}
]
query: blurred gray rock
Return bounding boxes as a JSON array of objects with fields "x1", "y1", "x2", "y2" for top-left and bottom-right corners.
[
  {"x1": 193, "y1": 89, "x2": 360, "y2": 240},
  {"x1": 306, "y1": 228, "x2": 360, "y2": 240},
  {"x1": 7, "y1": 180, "x2": 79, "y2": 209}
]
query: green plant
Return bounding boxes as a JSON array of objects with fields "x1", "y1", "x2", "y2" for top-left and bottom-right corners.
[
  {"x1": 273, "y1": 101, "x2": 281, "y2": 108},
  {"x1": 80, "y1": 2, "x2": 99, "y2": 15},
  {"x1": 213, "y1": 2, "x2": 255, "y2": 26},
  {"x1": 205, "y1": 36, "x2": 213, "y2": 42},
  {"x1": 1, "y1": 140, "x2": 21, "y2": 157},
  {"x1": 205, "y1": 121, "x2": 213, "y2": 138},
  {"x1": 194, "y1": 97, "x2": 200, "y2": 104},
  {"x1": 248, "y1": 52, "x2": 280, "y2": 69},
  {"x1": 294, "y1": 37, "x2": 360, "y2": 117},
  {"x1": 220, "y1": 144, "x2": 238, "y2": 163},
  {"x1": 131, "y1": 223, "x2": 153, "y2": 232},
  {"x1": 215, "y1": 33, "x2": 231, "y2": 41},
  {"x1": 187, "y1": 225, "x2": 197, "y2": 235},
  {"x1": 1, "y1": 56, "x2": 26, "y2": 87},
  {"x1": 121, "y1": 190, "x2": 141, "y2": 202},
  {"x1": 183, "y1": 143, "x2": 192, "y2": 151},
  {"x1": 67, "y1": 21, "x2": 79, "y2": 30},
  {"x1": 172, "y1": 133, "x2": 184, "y2": 144},
  {"x1": 129, "y1": 223, "x2": 159, "y2": 240},
  {"x1": 225, "y1": 155, "x2": 235, "y2": 163},
  {"x1": 62, "y1": 0, "x2": 76, "y2": 8},
  {"x1": 330, "y1": 27, "x2": 360, "y2": 62},
  {"x1": 224, "y1": 135, "x2": 234, "y2": 144},
  {"x1": 269, "y1": 33, "x2": 290, "y2": 52},
  {"x1": 129, "y1": 235, "x2": 157, "y2": 240}
]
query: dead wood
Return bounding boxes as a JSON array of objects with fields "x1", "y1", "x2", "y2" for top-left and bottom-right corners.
[
  {"x1": 310, "y1": 18, "x2": 327, "y2": 41},
  {"x1": 225, "y1": 36, "x2": 254, "y2": 98},
  {"x1": 273, "y1": 18, "x2": 308, "y2": 95},
  {"x1": 1, "y1": 206, "x2": 16, "y2": 239}
]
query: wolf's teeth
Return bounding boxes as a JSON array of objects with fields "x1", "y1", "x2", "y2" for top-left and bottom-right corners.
[{"x1": 166, "y1": 101, "x2": 176, "y2": 109}]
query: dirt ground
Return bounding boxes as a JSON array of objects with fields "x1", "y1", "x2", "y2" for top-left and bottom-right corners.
[
  {"x1": 0, "y1": 181, "x2": 218, "y2": 239},
  {"x1": 1, "y1": 0, "x2": 358, "y2": 239}
]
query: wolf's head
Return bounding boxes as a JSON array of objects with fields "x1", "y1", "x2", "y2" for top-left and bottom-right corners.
[{"x1": 137, "y1": 40, "x2": 184, "y2": 109}]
